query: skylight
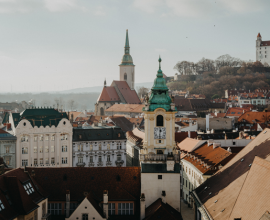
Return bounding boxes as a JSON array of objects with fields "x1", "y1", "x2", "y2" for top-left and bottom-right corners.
[
  {"x1": 24, "y1": 182, "x2": 34, "y2": 195},
  {"x1": 0, "y1": 200, "x2": 4, "y2": 211}
]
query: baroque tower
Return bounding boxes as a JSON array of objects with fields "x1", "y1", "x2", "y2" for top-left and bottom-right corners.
[
  {"x1": 140, "y1": 57, "x2": 180, "y2": 212},
  {"x1": 119, "y1": 29, "x2": 135, "y2": 90}
]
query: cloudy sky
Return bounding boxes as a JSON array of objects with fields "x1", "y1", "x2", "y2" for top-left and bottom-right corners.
[{"x1": 0, "y1": 0, "x2": 270, "y2": 93}]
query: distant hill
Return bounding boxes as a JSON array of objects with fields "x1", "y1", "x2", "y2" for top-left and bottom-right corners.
[{"x1": 58, "y1": 82, "x2": 153, "y2": 94}]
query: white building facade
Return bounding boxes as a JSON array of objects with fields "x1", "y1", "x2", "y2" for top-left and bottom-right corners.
[
  {"x1": 72, "y1": 125, "x2": 127, "y2": 167},
  {"x1": 9, "y1": 108, "x2": 73, "y2": 168},
  {"x1": 256, "y1": 32, "x2": 270, "y2": 65}
]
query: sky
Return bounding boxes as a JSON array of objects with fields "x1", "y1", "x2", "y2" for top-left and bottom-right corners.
[{"x1": 0, "y1": 0, "x2": 270, "y2": 93}]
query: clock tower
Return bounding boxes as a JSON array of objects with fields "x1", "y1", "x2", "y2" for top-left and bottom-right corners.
[{"x1": 140, "y1": 57, "x2": 180, "y2": 212}]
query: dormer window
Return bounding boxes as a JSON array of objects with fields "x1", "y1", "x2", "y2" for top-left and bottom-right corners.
[{"x1": 24, "y1": 182, "x2": 34, "y2": 195}]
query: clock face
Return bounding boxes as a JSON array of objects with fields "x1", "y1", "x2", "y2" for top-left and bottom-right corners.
[{"x1": 154, "y1": 127, "x2": 166, "y2": 139}]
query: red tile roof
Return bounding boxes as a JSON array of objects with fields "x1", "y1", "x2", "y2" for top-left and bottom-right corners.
[
  {"x1": 144, "y1": 198, "x2": 182, "y2": 220},
  {"x1": 113, "y1": 81, "x2": 141, "y2": 104},
  {"x1": 238, "y1": 112, "x2": 270, "y2": 124},
  {"x1": 257, "y1": 33, "x2": 261, "y2": 37},
  {"x1": 98, "y1": 86, "x2": 120, "y2": 102},
  {"x1": 225, "y1": 107, "x2": 250, "y2": 117},
  {"x1": 26, "y1": 167, "x2": 141, "y2": 202},
  {"x1": 194, "y1": 128, "x2": 270, "y2": 220},
  {"x1": 175, "y1": 132, "x2": 197, "y2": 143},
  {"x1": 105, "y1": 104, "x2": 144, "y2": 113},
  {"x1": 261, "y1": 41, "x2": 270, "y2": 46}
]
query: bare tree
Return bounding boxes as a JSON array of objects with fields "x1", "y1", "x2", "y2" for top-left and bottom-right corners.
[{"x1": 67, "y1": 99, "x2": 77, "y2": 111}]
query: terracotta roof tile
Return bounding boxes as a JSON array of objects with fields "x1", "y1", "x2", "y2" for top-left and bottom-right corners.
[
  {"x1": 261, "y1": 41, "x2": 270, "y2": 46},
  {"x1": 105, "y1": 104, "x2": 144, "y2": 113},
  {"x1": 112, "y1": 81, "x2": 141, "y2": 104},
  {"x1": 238, "y1": 112, "x2": 270, "y2": 124},
  {"x1": 225, "y1": 107, "x2": 250, "y2": 117},
  {"x1": 98, "y1": 86, "x2": 120, "y2": 102},
  {"x1": 175, "y1": 132, "x2": 197, "y2": 143}
]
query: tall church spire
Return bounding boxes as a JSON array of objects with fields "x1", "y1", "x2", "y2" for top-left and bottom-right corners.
[
  {"x1": 120, "y1": 29, "x2": 134, "y2": 66},
  {"x1": 125, "y1": 29, "x2": 130, "y2": 53}
]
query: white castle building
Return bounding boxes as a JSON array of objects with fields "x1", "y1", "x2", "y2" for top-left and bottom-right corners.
[
  {"x1": 9, "y1": 108, "x2": 73, "y2": 168},
  {"x1": 256, "y1": 33, "x2": 270, "y2": 65}
]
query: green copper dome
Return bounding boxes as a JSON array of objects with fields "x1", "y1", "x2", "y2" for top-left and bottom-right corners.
[
  {"x1": 120, "y1": 29, "x2": 134, "y2": 66},
  {"x1": 144, "y1": 57, "x2": 176, "y2": 112}
]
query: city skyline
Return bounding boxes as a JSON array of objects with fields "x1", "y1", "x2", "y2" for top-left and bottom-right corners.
[{"x1": 0, "y1": 0, "x2": 270, "y2": 92}]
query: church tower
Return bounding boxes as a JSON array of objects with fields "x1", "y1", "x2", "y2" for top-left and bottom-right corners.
[
  {"x1": 140, "y1": 57, "x2": 180, "y2": 212},
  {"x1": 119, "y1": 29, "x2": 135, "y2": 90}
]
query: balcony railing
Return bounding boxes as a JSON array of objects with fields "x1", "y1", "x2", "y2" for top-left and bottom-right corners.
[
  {"x1": 76, "y1": 162, "x2": 86, "y2": 167},
  {"x1": 88, "y1": 162, "x2": 95, "y2": 167},
  {"x1": 140, "y1": 154, "x2": 180, "y2": 162},
  {"x1": 97, "y1": 161, "x2": 103, "y2": 167},
  {"x1": 106, "y1": 161, "x2": 112, "y2": 166},
  {"x1": 115, "y1": 160, "x2": 124, "y2": 167}
]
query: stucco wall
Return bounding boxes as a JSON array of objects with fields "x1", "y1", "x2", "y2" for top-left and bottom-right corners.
[{"x1": 141, "y1": 173, "x2": 180, "y2": 212}]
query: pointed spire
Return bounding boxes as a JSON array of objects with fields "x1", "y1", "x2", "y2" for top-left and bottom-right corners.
[
  {"x1": 257, "y1": 32, "x2": 261, "y2": 38},
  {"x1": 157, "y1": 56, "x2": 163, "y2": 78},
  {"x1": 104, "y1": 78, "x2": 107, "y2": 87},
  {"x1": 125, "y1": 29, "x2": 130, "y2": 49}
]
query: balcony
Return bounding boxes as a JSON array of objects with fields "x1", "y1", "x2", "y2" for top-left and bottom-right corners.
[
  {"x1": 76, "y1": 162, "x2": 86, "y2": 167},
  {"x1": 106, "y1": 161, "x2": 112, "y2": 166},
  {"x1": 97, "y1": 161, "x2": 103, "y2": 167},
  {"x1": 140, "y1": 154, "x2": 180, "y2": 162},
  {"x1": 88, "y1": 162, "x2": 95, "y2": 167},
  {"x1": 115, "y1": 160, "x2": 124, "y2": 167}
]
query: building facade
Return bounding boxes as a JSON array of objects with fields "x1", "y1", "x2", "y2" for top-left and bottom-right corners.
[
  {"x1": 0, "y1": 129, "x2": 16, "y2": 168},
  {"x1": 9, "y1": 108, "x2": 73, "y2": 168},
  {"x1": 94, "y1": 30, "x2": 140, "y2": 116},
  {"x1": 72, "y1": 124, "x2": 127, "y2": 167},
  {"x1": 256, "y1": 33, "x2": 270, "y2": 65},
  {"x1": 140, "y1": 57, "x2": 180, "y2": 212}
]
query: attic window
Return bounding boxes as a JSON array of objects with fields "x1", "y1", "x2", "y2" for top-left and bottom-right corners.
[
  {"x1": 0, "y1": 200, "x2": 4, "y2": 211},
  {"x1": 23, "y1": 182, "x2": 34, "y2": 195}
]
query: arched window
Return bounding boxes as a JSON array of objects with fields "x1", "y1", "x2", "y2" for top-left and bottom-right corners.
[
  {"x1": 124, "y1": 73, "x2": 127, "y2": 80},
  {"x1": 100, "y1": 107, "x2": 104, "y2": 115},
  {"x1": 156, "y1": 115, "x2": 163, "y2": 126}
]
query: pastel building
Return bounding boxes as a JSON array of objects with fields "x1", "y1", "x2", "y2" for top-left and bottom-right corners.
[
  {"x1": 256, "y1": 33, "x2": 270, "y2": 65},
  {"x1": 9, "y1": 108, "x2": 73, "y2": 168},
  {"x1": 0, "y1": 129, "x2": 16, "y2": 168}
]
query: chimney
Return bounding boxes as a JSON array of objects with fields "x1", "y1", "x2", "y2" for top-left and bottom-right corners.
[
  {"x1": 188, "y1": 130, "x2": 191, "y2": 138},
  {"x1": 103, "y1": 190, "x2": 109, "y2": 219},
  {"x1": 161, "y1": 191, "x2": 166, "y2": 203},
  {"x1": 140, "y1": 193, "x2": 145, "y2": 220},
  {"x1": 66, "y1": 190, "x2": 70, "y2": 218},
  {"x1": 70, "y1": 113, "x2": 74, "y2": 123},
  {"x1": 224, "y1": 133, "x2": 227, "y2": 140}
]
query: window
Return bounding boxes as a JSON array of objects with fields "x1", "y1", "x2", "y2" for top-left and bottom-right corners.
[
  {"x1": 78, "y1": 157, "x2": 83, "y2": 163},
  {"x1": 118, "y1": 203, "x2": 133, "y2": 215},
  {"x1": 90, "y1": 156, "x2": 93, "y2": 163},
  {"x1": 107, "y1": 145, "x2": 110, "y2": 150},
  {"x1": 22, "y1": 147, "x2": 28, "y2": 154},
  {"x1": 51, "y1": 146, "x2": 55, "y2": 153},
  {"x1": 62, "y1": 157, "x2": 67, "y2": 164},
  {"x1": 0, "y1": 200, "x2": 4, "y2": 211},
  {"x1": 48, "y1": 203, "x2": 62, "y2": 215},
  {"x1": 90, "y1": 146, "x2": 93, "y2": 151},
  {"x1": 99, "y1": 146, "x2": 102, "y2": 150},
  {"x1": 39, "y1": 147, "x2": 43, "y2": 153},
  {"x1": 107, "y1": 155, "x2": 110, "y2": 162},
  {"x1": 45, "y1": 158, "x2": 49, "y2": 164},
  {"x1": 186, "y1": 180, "x2": 187, "y2": 187},
  {"x1": 40, "y1": 158, "x2": 43, "y2": 165},
  {"x1": 124, "y1": 73, "x2": 127, "y2": 80},
  {"x1": 21, "y1": 135, "x2": 28, "y2": 142},
  {"x1": 40, "y1": 135, "x2": 43, "y2": 141},
  {"x1": 23, "y1": 182, "x2": 34, "y2": 195},
  {"x1": 78, "y1": 145, "x2": 83, "y2": 151},
  {"x1": 34, "y1": 136, "x2": 38, "y2": 142},
  {"x1": 156, "y1": 115, "x2": 163, "y2": 126},
  {"x1": 51, "y1": 135, "x2": 55, "y2": 141},
  {"x1": 51, "y1": 158, "x2": 55, "y2": 164},
  {"x1": 62, "y1": 146, "x2": 67, "y2": 152},
  {"x1": 64, "y1": 203, "x2": 78, "y2": 214},
  {"x1": 108, "y1": 203, "x2": 115, "y2": 215},
  {"x1": 34, "y1": 147, "x2": 37, "y2": 153},
  {"x1": 82, "y1": 214, "x2": 88, "y2": 220},
  {"x1": 34, "y1": 159, "x2": 37, "y2": 165},
  {"x1": 233, "y1": 142, "x2": 236, "y2": 145},
  {"x1": 158, "y1": 175, "x2": 162, "y2": 179},
  {"x1": 5, "y1": 157, "x2": 11, "y2": 166},
  {"x1": 45, "y1": 146, "x2": 49, "y2": 153},
  {"x1": 61, "y1": 134, "x2": 68, "y2": 140},
  {"x1": 22, "y1": 159, "x2": 28, "y2": 166},
  {"x1": 5, "y1": 146, "x2": 10, "y2": 153},
  {"x1": 98, "y1": 156, "x2": 102, "y2": 163},
  {"x1": 117, "y1": 143, "x2": 121, "y2": 150},
  {"x1": 117, "y1": 154, "x2": 121, "y2": 161},
  {"x1": 45, "y1": 135, "x2": 49, "y2": 141}
]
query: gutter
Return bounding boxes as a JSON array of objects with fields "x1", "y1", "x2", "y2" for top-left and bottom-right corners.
[{"x1": 191, "y1": 191, "x2": 214, "y2": 220}]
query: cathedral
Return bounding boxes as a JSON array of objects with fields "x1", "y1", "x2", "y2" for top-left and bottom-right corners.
[{"x1": 94, "y1": 30, "x2": 141, "y2": 116}]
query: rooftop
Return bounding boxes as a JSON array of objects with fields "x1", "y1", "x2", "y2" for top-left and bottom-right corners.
[{"x1": 105, "y1": 104, "x2": 144, "y2": 113}]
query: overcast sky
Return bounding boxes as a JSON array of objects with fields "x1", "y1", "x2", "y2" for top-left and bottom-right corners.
[{"x1": 0, "y1": 0, "x2": 270, "y2": 93}]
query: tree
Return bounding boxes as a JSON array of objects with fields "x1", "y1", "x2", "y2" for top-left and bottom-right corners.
[
  {"x1": 137, "y1": 87, "x2": 150, "y2": 99},
  {"x1": 67, "y1": 99, "x2": 77, "y2": 111}
]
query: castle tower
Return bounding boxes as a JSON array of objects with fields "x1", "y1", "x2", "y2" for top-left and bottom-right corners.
[
  {"x1": 119, "y1": 29, "x2": 135, "y2": 90},
  {"x1": 140, "y1": 57, "x2": 180, "y2": 212},
  {"x1": 257, "y1": 32, "x2": 262, "y2": 47}
]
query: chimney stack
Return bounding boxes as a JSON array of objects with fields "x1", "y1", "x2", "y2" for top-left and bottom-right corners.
[
  {"x1": 140, "y1": 193, "x2": 145, "y2": 220},
  {"x1": 66, "y1": 190, "x2": 70, "y2": 218},
  {"x1": 103, "y1": 190, "x2": 109, "y2": 219},
  {"x1": 161, "y1": 191, "x2": 166, "y2": 204},
  {"x1": 188, "y1": 130, "x2": 191, "y2": 138}
]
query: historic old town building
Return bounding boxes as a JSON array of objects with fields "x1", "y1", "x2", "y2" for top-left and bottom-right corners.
[
  {"x1": 140, "y1": 57, "x2": 180, "y2": 214},
  {"x1": 0, "y1": 128, "x2": 16, "y2": 168},
  {"x1": 94, "y1": 30, "x2": 141, "y2": 116},
  {"x1": 9, "y1": 108, "x2": 73, "y2": 168},
  {"x1": 72, "y1": 123, "x2": 127, "y2": 167}
]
